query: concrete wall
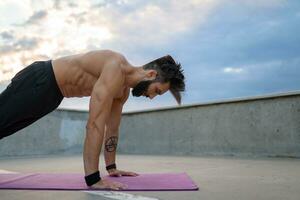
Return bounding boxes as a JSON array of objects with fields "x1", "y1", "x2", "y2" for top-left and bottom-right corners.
[{"x1": 1, "y1": 91, "x2": 299, "y2": 158}]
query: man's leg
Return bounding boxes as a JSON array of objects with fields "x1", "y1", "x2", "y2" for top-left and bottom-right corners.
[
  {"x1": 0, "y1": 81, "x2": 39, "y2": 139},
  {"x1": 0, "y1": 60, "x2": 64, "y2": 140}
]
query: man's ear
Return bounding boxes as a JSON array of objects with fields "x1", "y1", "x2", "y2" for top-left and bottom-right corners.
[{"x1": 146, "y1": 70, "x2": 157, "y2": 79}]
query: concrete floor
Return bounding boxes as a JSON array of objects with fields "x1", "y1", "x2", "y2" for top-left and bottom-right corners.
[{"x1": 0, "y1": 154, "x2": 299, "y2": 200}]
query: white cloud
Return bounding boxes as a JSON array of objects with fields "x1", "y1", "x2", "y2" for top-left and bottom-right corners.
[
  {"x1": 0, "y1": 0, "x2": 32, "y2": 27},
  {"x1": 223, "y1": 60, "x2": 284, "y2": 75},
  {"x1": 221, "y1": 60, "x2": 286, "y2": 81},
  {"x1": 100, "y1": 0, "x2": 218, "y2": 46},
  {"x1": 0, "y1": 1, "x2": 113, "y2": 81},
  {"x1": 223, "y1": 67, "x2": 244, "y2": 74},
  {"x1": 0, "y1": 0, "x2": 220, "y2": 82}
]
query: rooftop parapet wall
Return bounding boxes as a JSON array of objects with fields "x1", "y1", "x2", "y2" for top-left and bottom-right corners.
[{"x1": 1, "y1": 91, "x2": 299, "y2": 157}]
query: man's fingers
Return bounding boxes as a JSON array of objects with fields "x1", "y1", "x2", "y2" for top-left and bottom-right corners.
[
  {"x1": 114, "y1": 181, "x2": 126, "y2": 187},
  {"x1": 120, "y1": 184, "x2": 128, "y2": 189},
  {"x1": 111, "y1": 186, "x2": 120, "y2": 190},
  {"x1": 121, "y1": 171, "x2": 139, "y2": 176},
  {"x1": 113, "y1": 182, "x2": 127, "y2": 189},
  {"x1": 109, "y1": 170, "x2": 139, "y2": 177},
  {"x1": 91, "y1": 179, "x2": 127, "y2": 190},
  {"x1": 109, "y1": 172, "x2": 122, "y2": 177},
  {"x1": 131, "y1": 172, "x2": 139, "y2": 176}
]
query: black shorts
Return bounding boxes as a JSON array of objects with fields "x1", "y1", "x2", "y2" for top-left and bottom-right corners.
[{"x1": 0, "y1": 60, "x2": 64, "y2": 139}]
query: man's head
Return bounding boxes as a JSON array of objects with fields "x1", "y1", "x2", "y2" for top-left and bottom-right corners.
[{"x1": 132, "y1": 55, "x2": 185, "y2": 104}]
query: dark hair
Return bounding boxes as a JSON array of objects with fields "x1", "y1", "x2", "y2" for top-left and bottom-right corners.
[{"x1": 143, "y1": 55, "x2": 185, "y2": 104}]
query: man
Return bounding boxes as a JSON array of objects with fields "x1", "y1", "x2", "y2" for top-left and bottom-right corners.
[{"x1": 0, "y1": 50, "x2": 185, "y2": 190}]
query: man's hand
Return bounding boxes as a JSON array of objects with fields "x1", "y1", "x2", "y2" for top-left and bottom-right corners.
[
  {"x1": 91, "y1": 179, "x2": 127, "y2": 190},
  {"x1": 108, "y1": 169, "x2": 139, "y2": 177}
]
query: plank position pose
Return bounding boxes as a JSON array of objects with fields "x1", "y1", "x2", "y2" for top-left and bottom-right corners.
[{"x1": 0, "y1": 50, "x2": 185, "y2": 190}]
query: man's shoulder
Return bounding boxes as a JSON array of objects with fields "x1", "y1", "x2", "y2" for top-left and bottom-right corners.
[{"x1": 107, "y1": 50, "x2": 128, "y2": 65}]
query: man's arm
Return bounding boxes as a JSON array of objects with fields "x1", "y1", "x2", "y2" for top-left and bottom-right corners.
[
  {"x1": 83, "y1": 59, "x2": 124, "y2": 176},
  {"x1": 104, "y1": 89, "x2": 129, "y2": 168}
]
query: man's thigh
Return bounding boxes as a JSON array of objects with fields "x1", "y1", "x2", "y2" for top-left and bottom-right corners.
[{"x1": 0, "y1": 80, "x2": 40, "y2": 139}]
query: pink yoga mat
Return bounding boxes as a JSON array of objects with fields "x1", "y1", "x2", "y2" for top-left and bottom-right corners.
[{"x1": 0, "y1": 172, "x2": 198, "y2": 191}]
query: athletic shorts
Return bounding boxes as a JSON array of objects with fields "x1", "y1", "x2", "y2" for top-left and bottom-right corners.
[{"x1": 0, "y1": 60, "x2": 64, "y2": 139}]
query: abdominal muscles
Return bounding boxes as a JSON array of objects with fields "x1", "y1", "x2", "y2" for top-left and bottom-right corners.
[{"x1": 61, "y1": 68, "x2": 98, "y2": 98}]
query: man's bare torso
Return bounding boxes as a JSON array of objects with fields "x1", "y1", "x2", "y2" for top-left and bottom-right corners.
[{"x1": 52, "y1": 50, "x2": 129, "y2": 99}]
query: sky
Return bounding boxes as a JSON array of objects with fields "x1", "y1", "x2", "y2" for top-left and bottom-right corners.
[{"x1": 0, "y1": 0, "x2": 299, "y2": 111}]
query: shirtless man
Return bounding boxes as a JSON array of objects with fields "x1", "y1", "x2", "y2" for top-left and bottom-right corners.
[{"x1": 0, "y1": 50, "x2": 185, "y2": 190}]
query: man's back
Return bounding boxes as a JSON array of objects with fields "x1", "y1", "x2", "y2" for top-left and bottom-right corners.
[{"x1": 52, "y1": 50, "x2": 126, "y2": 98}]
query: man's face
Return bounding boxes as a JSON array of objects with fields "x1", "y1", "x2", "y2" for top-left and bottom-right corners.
[{"x1": 132, "y1": 80, "x2": 170, "y2": 99}]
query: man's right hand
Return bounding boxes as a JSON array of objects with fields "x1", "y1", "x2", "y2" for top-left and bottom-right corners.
[{"x1": 90, "y1": 179, "x2": 127, "y2": 190}]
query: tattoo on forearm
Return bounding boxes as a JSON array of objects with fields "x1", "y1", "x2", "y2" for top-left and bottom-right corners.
[{"x1": 105, "y1": 136, "x2": 118, "y2": 152}]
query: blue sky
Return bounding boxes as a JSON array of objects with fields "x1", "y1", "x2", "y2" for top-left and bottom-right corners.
[{"x1": 0, "y1": 0, "x2": 299, "y2": 111}]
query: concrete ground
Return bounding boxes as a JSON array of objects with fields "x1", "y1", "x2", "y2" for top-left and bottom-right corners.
[{"x1": 0, "y1": 154, "x2": 299, "y2": 200}]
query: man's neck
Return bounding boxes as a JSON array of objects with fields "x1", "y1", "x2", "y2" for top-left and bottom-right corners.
[{"x1": 124, "y1": 65, "x2": 147, "y2": 88}]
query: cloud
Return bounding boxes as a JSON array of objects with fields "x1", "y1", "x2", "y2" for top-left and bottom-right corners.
[
  {"x1": 24, "y1": 10, "x2": 48, "y2": 25},
  {"x1": 0, "y1": 0, "x2": 220, "y2": 83},
  {"x1": 14, "y1": 37, "x2": 40, "y2": 50},
  {"x1": 0, "y1": 31, "x2": 14, "y2": 40},
  {"x1": 0, "y1": 0, "x2": 32, "y2": 27},
  {"x1": 98, "y1": 0, "x2": 219, "y2": 51},
  {"x1": 186, "y1": 57, "x2": 300, "y2": 103},
  {"x1": 175, "y1": 0, "x2": 300, "y2": 68},
  {"x1": 0, "y1": 45, "x2": 14, "y2": 54},
  {"x1": 223, "y1": 67, "x2": 244, "y2": 74}
]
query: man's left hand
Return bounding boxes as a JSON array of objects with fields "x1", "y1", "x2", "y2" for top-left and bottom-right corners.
[{"x1": 108, "y1": 169, "x2": 139, "y2": 177}]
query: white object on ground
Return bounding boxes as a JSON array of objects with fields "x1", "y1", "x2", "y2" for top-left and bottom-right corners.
[
  {"x1": 84, "y1": 191, "x2": 160, "y2": 200},
  {"x1": 0, "y1": 169, "x2": 17, "y2": 173}
]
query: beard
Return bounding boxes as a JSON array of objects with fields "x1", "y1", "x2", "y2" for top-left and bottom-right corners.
[{"x1": 131, "y1": 80, "x2": 153, "y2": 97}]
